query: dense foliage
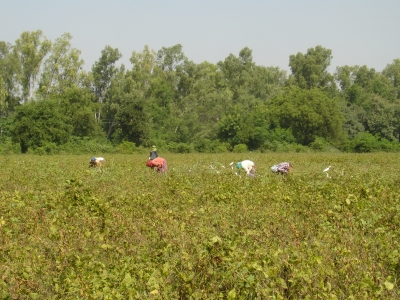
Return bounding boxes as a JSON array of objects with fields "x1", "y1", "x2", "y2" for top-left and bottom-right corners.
[
  {"x1": 0, "y1": 153, "x2": 399, "y2": 298},
  {"x1": 1, "y1": 31, "x2": 400, "y2": 153}
]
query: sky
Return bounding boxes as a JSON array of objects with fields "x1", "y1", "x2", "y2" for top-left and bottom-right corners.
[{"x1": 1, "y1": 0, "x2": 400, "y2": 74}]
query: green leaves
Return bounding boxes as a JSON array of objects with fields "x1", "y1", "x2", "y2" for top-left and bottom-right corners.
[{"x1": 1, "y1": 153, "x2": 400, "y2": 298}]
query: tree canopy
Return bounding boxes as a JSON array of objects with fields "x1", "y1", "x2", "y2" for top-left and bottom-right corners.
[{"x1": 1, "y1": 31, "x2": 400, "y2": 153}]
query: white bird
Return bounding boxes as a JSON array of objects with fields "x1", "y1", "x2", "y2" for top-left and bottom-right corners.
[{"x1": 323, "y1": 166, "x2": 331, "y2": 172}]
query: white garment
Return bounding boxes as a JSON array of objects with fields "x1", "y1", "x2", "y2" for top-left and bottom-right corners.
[{"x1": 241, "y1": 160, "x2": 255, "y2": 175}]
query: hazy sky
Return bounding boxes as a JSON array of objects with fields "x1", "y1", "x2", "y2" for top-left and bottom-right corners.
[{"x1": 1, "y1": 1, "x2": 399, "y2": 73}]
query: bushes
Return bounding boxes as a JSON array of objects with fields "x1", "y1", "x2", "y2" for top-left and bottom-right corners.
[
  {"x1": 233, "y1": 143, "x2": 248, "y2": 153},
  {"x1": 167, "y1": 142, "x2": 194, "y2": 153},
  {"x1": 345, "y1": 132, "x2": 400, "y2": 153}
]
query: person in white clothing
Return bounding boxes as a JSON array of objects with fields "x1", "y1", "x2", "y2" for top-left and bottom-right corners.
[
  {"x1": 89, "y1": 157, "x2": 106, "y2": 167},
  {"x1": 236, "y1": 160, "x2": 255, "y2": 177}
]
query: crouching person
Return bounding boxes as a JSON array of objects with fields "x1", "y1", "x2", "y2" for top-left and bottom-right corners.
[
  {"x1": 89, "y1": 157, "x2": 106, "y2": 168},
  {"x1": 146, "y1": 157, "x2": 168, "y2": 173},
  {"x1": 270, "y1": 162, "x2": 293, "y2": 175},
  {"x1": 236, "y1": 160, "x2": 256, "y2": 177}
]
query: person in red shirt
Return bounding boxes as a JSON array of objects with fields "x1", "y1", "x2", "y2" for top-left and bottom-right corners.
[{"x1": 146, "y1": 157, "x2": 168, "y2": 173}]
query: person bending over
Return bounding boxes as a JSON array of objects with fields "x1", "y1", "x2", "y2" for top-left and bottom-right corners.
[
  {"x1": 270, "y1": 162, "x2": 293, "y2": 175},
  {"x1": 236, "y1": 160, "x2": 256, "y2": 177},
  {"x1": 146, "y1": 157, "x2": 168, "y2": 173}
]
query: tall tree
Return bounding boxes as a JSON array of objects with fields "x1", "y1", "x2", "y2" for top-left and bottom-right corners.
[
  {"x1": 129, "y1": 45, "x2": 156, "y2": 95},
  {"x1": 92, "y1": 45, "x2": 122, "y2": 122},
  {"x1": 13, "y1": 30, "x2": 52, "y2": 102},
  {"x1": 217, "y1": 47, "x2": 256, "y2": 102},
  {"x1": 382, "y1": 59, "x2": 400, "y2": 99},
  {"x1": 38, "y1": 33, "x2": 84, "y2": 97},
  {"x1": 0, "y1": 41, "x2": 20, "y2": 111},
  {"x1": 155, "y1": 44, "x2": 187, "y2": 72},
  {"x1": 289, "y1": 45, "x2": 335, "y2": 90}
]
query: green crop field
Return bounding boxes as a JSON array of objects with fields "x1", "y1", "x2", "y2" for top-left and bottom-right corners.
[{"x1": 0, "y1": 153, "x2": 399, "y2": 299}]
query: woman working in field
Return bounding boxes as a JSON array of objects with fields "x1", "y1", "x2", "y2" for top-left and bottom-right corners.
[
  {"x1": 236, "y1": 160, "x2": 256, "y2": 177},
  {"x1": 89, "y1": 157, "x2": 106, "y2": 167},
  {"x1": 149, "y1": 145, "x2": 158, "y2": 160},
  {"x1": 270, "y1": 162, "x2": 293, "y2": 175},
  {"x1": 146, "y1": 157, "x2": 168, "y2": 173}
]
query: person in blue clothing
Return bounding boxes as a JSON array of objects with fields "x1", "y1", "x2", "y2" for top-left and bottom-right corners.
[{"x1": 149, "y1": 145, "x2": 158, "y2": 160}]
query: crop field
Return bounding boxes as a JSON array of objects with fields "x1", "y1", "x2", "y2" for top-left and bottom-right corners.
[{"x1": 0, "y1": 153, "x2": 399, "y2": 299}]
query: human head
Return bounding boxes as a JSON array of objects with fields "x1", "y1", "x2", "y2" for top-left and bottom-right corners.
[
  {"x1": 151, "y1": 145, "x2": 157, "y2": 151},
  {"x1": 270, "y1": 164, "x2": 278, "y2": 173}
]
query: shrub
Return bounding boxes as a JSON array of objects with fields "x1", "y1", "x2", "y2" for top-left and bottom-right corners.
[
  {"x1": 348, "y1": 132, "x2": 381, "y2": 153},
  {"x1": 168, "y1": 142, "x2": 194, "y2": 153},
  {"x1": 114, "y1": 141, "x2": 138, "y2": 154},
  {"x1": 233, "y1": 143, "x2": 248, "y2": 153}
]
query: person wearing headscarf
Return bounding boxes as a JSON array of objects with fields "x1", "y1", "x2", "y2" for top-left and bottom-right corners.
[
  {"x1": 146, "y1": 157, "x2": 168, "y2": 173},
  {"x1": 149, "y1": 145, "x2": 158, "y2": 160},
  {"x1": 270, "y1": 162, "x2": 293, "y2": 174},
  {"x1": 89, "y1": 157, "x2": 106, "y2": 167},
  {"x1": 236, "y1": 160, "x2": 256, "y2": 177}
]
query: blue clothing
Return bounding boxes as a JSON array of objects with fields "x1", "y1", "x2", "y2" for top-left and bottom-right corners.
[{"x1": 149, "y1": 150, "x2": 158, "y2": 160}]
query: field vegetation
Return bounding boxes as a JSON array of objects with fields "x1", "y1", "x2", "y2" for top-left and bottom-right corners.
[{"x1": 0, "y1": 153, "x2": 399, "y2": 299}]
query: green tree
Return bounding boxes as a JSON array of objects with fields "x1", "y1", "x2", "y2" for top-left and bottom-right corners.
[
  {"x1": 0, "y1": 77, "x2": 7, "y2": 114},
  {"x1": 289, "y1": 45, "x2": 335, "y2": 90},
  {"x1": 113, "y1": 95, "x2": 149, "y2": 146},
  {"x1": 0, "y1": 41, "x2": 20, "y2": 112},
  {"x1": 217, "y1": 47, "x2": 256, "y2": 102},
  {"x1": 57, "y1": 87, "x2": 100, "y2": 137},
  {"x1": 250, "y1": 66, "x2": 287, "y2": 101},
  {"x1": 13, "y1": 30, "x2": 52, "y2": 102},
  {"x1": 269, "y1": 86, "x2": 343, "y2": 145},
  {"x1": 92, "y1": 45, "x2": 122, "y2": 121},
  {"x1": 129, "y1": 45, "x2": 156, "y2": 96},
  {"x1": 38, "y1": 33, "x2": 84, "y2": 97},
  {"x1": 10, "y1": 98, "x2": 72, "y2": 152},
  {"x1": 341, "y1": 103, "x2": 366, "y2": 139},
  {"x1": 382, "y1": 59, "x2": 400, "y2": 99},
  {"x1": 364, "y1": 95, "x2": 398, "y2": 141},
  {"x1": 155, "y1": 44, "x2": 187, "y2": 72}
]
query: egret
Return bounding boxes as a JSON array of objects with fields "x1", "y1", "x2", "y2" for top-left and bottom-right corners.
[{"x1": 323, "y1": 166, "x2": 331, "y2": 172}]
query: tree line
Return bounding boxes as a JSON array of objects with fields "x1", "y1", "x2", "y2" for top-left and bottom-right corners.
[{"x1": 1, "y1": 30, "x2": 400, "y2": 154}]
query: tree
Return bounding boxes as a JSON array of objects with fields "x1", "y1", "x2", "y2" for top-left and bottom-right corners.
[
  {"x1": 217, "y1": 47, "x2": 256, "y2": 102},
  {"x1": 0, "y1": 41, "x2": 20, "y2": 112},
  {"x1": 114, "y1": 95, "x2": 150, "y2": 146},
  {"x1": 289, "y1": 45, "x2": 335, "y2": 90},
  {"x1": 92, "y1": 45, "x2": 122, "y2": 121},
  {"x1": 10, "y1": 99, "x2": 72, "y2": 152},
  {"x1": 13, "y1": 30, "x2": 52, "y2": 102},
  {"x1": 268, "y1": 86, "x2": 343, "y2": 145},
  {"x1": 382, "y1": 59, "x2": 400, "y2": 99},
  {"x1": 250, "y1": 66, "x2": 287, "y2": 101},
  {"x1": 155, "y1": 44, "x2": 187, "y2": 72},
  {"x1": 129, "y1": 45, "x2": 156, "y2": 95},
  {"x1": 364, "y1": 95, "x2": 398, "y2": 141},
  {"x1": 341, "y1": 103, "x2": 366, "y2": 139},
  {"x1": 38, "y1": 33, "x2": 84, "y2": 97},
  {"x1": 57, "y1": 87, "x2": 100, "y2": 137},
  {"x1": 0, "y1": 77, "x2": 7, "y2": 115}
]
